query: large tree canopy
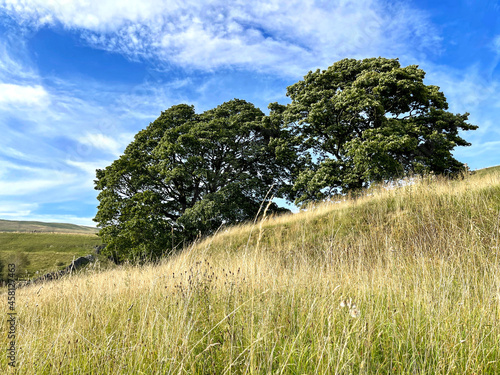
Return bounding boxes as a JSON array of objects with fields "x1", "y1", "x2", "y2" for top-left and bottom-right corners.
[
  {"x1": 94, "y1": 99, "x2": 288, "y2": 261},
  {"x1": 282, "y1": 57, "x2": 477, "y2": 205},
  {"x1": 94, "y1": 57, "x2": 477, "y2": 261}
]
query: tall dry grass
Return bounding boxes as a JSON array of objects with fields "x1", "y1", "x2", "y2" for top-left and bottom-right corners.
[{"x1": 2, "y1": 168, "x2": 500, "y2": 374}]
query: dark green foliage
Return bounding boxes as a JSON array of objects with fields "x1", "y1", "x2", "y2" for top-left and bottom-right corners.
[
  {"x1": 282, "y1": 57, "x2": 477, "y2": 205},
  {"x1": 94, "y1": 99, "x2": 289, "y2": 261}
]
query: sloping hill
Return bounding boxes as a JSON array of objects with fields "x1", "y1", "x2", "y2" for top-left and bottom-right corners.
[
  {"x1": 0, "y1": 219, "x2": 97, "y2": 234},
  {"x1": 473, "y1": 164, "x2": 500, "y2": 177},
  {"x1": 2, "y1": 166, "x2": 500, "y2": 374}
]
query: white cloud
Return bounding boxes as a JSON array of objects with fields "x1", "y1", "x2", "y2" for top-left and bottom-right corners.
[
  {"x1": 0, "y1": 157, "x2": 79, "y2": 197},
  {"x1": 1, "y1": 0, "x2": 179, "y2": 30},
  {"x1": 0, "y1": 202, "x2": 38, "y2": 217},
  {"x1": 66, "y1": 159, "x2": 109, "y2": 178},
  {"x1": 0, "y1": 83, "x2": 49, "y2": 106},
  {"x1": 77, "y1": 133, "x2": 124, "y2": 157},
  {"x1": 0, "y1": 178, "x2": 69, "y2": 195},
  {"x1": 0, "y1": 0, "x2": 441, "y2": 76}
]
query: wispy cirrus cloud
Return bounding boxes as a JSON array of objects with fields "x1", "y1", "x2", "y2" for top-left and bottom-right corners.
[
  {"x1": 0, "y1": 159, "x2": 76, "y2": 196},
  {"x1": 1, "y1": 0, "x2": 441, "y2": 75}
]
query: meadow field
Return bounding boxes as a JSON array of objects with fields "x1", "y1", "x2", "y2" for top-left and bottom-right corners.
[
  {"x1": 0, "y1": 219, "x2": 100, "y2": 280},
  {"x1": 1, "y1": 167, "x2": 500, "y2": 374},
  {"x1": 0, "y1": 233, "x2": 102, "y2": 280}
]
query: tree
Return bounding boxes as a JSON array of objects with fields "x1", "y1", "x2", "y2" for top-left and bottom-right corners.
[
  {"x1": 94, "y1": 99, "x2": 288, "y2": 261},
  {"x1": 282, "y1": 57, "x2": 477, "y2": 205}
]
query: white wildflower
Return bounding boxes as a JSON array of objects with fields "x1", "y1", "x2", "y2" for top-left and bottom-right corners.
[
  {"x1": 349, "y1": 307, "x2": 360, "y2": 318},
  {"x1": 340, "y1": 298, "x2": 353, "y2": 309}
]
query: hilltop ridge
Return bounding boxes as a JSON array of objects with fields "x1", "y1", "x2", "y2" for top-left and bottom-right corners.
[{"x1": 0, "y1": 219, "x2": 97, "y2": 234}]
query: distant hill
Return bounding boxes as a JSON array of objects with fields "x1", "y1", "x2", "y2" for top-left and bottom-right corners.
[
  {"x1": 473, "y1": 164, "x2": 500, "y2": 177},
  {"x1": 0, "y1": 219, "x2": 97, "y2": 234}
]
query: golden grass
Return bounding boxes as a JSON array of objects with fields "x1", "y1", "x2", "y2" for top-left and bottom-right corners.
[{"x1": 2, "y1": 168, "x2": 500, "y2": 374}]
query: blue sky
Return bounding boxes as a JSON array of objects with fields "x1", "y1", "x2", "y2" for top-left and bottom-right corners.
[{"x1": 0, "y1": 0, "x2": 499, "y2": 227}]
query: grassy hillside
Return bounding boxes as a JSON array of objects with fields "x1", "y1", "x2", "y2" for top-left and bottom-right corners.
[
  {"x1": 0, "y1": 220, "x2": 100, "y2": 279},
  {"x1": 0, "y1": 219, "x2": 97, "y2": 234},
  {"x1": 473, "y1": 164, "x2": 500, "y2": 177},
  {"x1": 1, "y1": 167, "x2": 500, "y2": 374},
  {"x1": 0, "y1": 233, "x2": 102, "y2": 280}
]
